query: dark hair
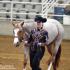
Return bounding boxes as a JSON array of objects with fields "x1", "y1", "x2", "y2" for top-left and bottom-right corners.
[
  {"x1": 34, "y1": 15, "x2": 47, "y2": 23},
  {"x1": 42, "y1": 18, "x2": 47, "y2": 23}
]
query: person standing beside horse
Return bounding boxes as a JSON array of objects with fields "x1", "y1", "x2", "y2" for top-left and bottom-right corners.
[{"x1": 24, "y1": 15, "x2": 48, "y2": 70}]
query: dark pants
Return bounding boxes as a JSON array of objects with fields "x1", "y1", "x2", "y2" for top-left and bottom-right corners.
[{"x1": 29, "y1": 46, "x2": 45, "y2": 70}]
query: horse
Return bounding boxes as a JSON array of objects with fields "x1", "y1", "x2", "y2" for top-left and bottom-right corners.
[
  {"x1": 12, "y1": 18, "x2": 64, "y2": 70},
  {"x1": 12, "y1": 21, "x2": 34, "y2": 70}
]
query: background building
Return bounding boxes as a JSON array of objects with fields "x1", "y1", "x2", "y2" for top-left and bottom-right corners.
[{"x1": 0, "y1": 0, "x2": 70, "y2": 40}]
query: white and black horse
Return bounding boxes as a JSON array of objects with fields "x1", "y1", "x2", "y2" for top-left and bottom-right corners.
[{"x1": 12, "y1": 18, "x2": 64, "y2": 70}]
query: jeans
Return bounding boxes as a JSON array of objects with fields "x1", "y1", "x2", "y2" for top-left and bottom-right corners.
[{"x1": 29, "y1": 46, "x2": 45, "y2": 70}]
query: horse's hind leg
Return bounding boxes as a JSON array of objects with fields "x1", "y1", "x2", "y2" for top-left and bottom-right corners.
[
  {"x1": 47, "y1": 44, "x2": 53, "y2": 56},
  {"x1": 52, "y1": 44, "x2": 61, "y2": 70},
  {"x1": 47, "y1": 42, "x2": 55, "y2": 65},
  {"x1": 52, "y1": 34, "x2": 63, "y2": 70}
]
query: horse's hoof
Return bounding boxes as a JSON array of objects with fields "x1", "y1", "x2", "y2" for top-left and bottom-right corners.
[{"x1": 23, "y1": 68, "x2": 26, "y2": 70}]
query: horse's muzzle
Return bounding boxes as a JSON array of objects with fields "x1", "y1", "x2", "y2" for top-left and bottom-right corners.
[{"x1": 14, "y1": 42, "x2": 19, "y2": 47}]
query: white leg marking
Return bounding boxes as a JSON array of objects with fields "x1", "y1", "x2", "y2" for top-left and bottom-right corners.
[{"x1": 47, "y1": 62, "x2": 52, "y2": 70}]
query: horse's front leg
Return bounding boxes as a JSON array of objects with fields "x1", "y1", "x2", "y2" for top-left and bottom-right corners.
[
  {"x1": 23, "y1": 46, "x2": 29, "y2": 70},
  {"x1": 23, "y1": 54, "x2": 28, "y2": 70}
]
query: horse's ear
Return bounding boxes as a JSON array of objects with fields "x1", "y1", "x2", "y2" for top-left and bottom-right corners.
[
  {"x1": 12, "y1": 21, "x2": 18, "y2": 27},
  {"x1": 20, "y1": 21, "x2": 24, "y2": 27},
  {"x1": 12, "y1": 22, "x2": 15, "y2": 26}
]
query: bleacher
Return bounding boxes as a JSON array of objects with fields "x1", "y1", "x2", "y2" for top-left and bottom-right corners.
[
  {"x1": 0, "y1": 0, "x2": 70, "y2": 21},
  {"x1": 0, "y1": 0, "x2": 42, "y2": 21}
]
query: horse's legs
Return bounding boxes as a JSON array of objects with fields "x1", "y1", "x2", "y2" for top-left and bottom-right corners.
[
  {"x1": 52, "y1": 45, "x2": 61, "y2": 70},
  {"x1": 47, "y1": 42, "x2": 61, "y2": 70},
  {"x1": 23, "y1": 46, "x2": 29, "y2": 70},
  {"x1": 48, "y1": 32, "x2": 63, "y2": 70},
  {"x1": 52, "y1": 24, "x2": 64, "y2": 70},
  {"x1": 23, "y1": 54, "x2": 27, "y2": 69},
  {"x1": 47, "y1": 44, "x2": 52, "y2": 56},
  {"x1": 52, "y1": 34, "x2": 63, "y2": 70},
  {"x1": 47, "y1": 42, "x2": 55, "y2": 65}
]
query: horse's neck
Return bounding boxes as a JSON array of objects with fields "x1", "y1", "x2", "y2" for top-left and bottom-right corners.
[{"x1": 23, "y1": 22, "x2": 36, "y2": 32}]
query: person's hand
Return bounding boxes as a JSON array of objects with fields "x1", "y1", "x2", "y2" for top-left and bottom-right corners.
[
  {"x1": 24, "y1": 41, "x2": 28, "y2": 46},
  {"x1": 38, "y1": 42, "x2": 42, "y2": 46},
  {"x1": 24, "y1": 41, "x2": 28, "y2": 44},
  {"x1": 38, "y1": 42, "x2": 46, "y2": 46}
]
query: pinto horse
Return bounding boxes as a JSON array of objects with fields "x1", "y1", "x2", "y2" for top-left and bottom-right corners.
[{"x1": 12, "y1": 18, "x2": 64, "y2": 70}]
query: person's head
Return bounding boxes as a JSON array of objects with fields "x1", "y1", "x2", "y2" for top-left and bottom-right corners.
[{"x1": 34, "y1": 15, "x2": 47, "y2": 29}]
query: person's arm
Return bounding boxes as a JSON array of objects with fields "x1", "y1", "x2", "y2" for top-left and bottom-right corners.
[
  {"x1": 24, "y1": 30, "x2": 34, "y2": 46},
  {"x1": 38, "y1": 31, "x2": 49, "y2": 46}
]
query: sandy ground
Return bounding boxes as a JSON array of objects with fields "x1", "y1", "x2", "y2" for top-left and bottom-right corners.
[{"x1": 0, "y1": 35, "x2": 70, "y2": 70}]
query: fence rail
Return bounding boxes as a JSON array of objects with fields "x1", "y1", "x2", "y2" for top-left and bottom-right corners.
[{"x1": 0, "y1": 0, "x2": 70, "y2": 21}]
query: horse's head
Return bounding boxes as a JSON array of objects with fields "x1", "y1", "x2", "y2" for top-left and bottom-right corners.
[{"x1": 12, "y1": 21, "x2": 24, "y2": 47}]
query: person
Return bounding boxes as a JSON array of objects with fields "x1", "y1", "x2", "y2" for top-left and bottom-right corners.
[{"x1": 26, "y1": 15, "x2": 48, "y2": 70}]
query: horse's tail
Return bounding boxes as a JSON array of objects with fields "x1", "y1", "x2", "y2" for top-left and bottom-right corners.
[{"x1": 54, "y1": 45, "x2": 61, "y2": 67}]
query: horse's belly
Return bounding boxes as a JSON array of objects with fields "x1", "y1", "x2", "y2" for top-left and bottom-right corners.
[{"x1": 43, "y1": 22, "x2": 58, "y2": 44}]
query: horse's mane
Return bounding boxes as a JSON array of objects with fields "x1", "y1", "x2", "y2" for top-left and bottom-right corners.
[{"x1": 23, "y1": 22, "x2": 37, "y2": 32}]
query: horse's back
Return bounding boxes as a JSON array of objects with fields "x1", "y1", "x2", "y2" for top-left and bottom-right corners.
[
  {"x1": 43, "y1": 18, "x2": 64, "y2": 44},
  {"x1": 49, "y1": 18, "x2": 64, "y2": 38}
]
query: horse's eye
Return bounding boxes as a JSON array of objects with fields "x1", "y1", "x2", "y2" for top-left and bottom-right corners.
[{"x1": 19, "y1": 31, "x2": 22, "y2": 33}]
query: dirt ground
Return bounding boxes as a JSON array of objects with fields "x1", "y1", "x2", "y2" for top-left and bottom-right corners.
[{"x1": 0, "y1": 35, "x2": 70, "y2": 70}]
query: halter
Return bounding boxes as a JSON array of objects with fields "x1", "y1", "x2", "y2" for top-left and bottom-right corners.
[
  {"x1": 13, "y1": 36, "x2": 19, "y2": 38},
  {"x1": 13, "y1": 28, "x2": 24, "y2": 41}
]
